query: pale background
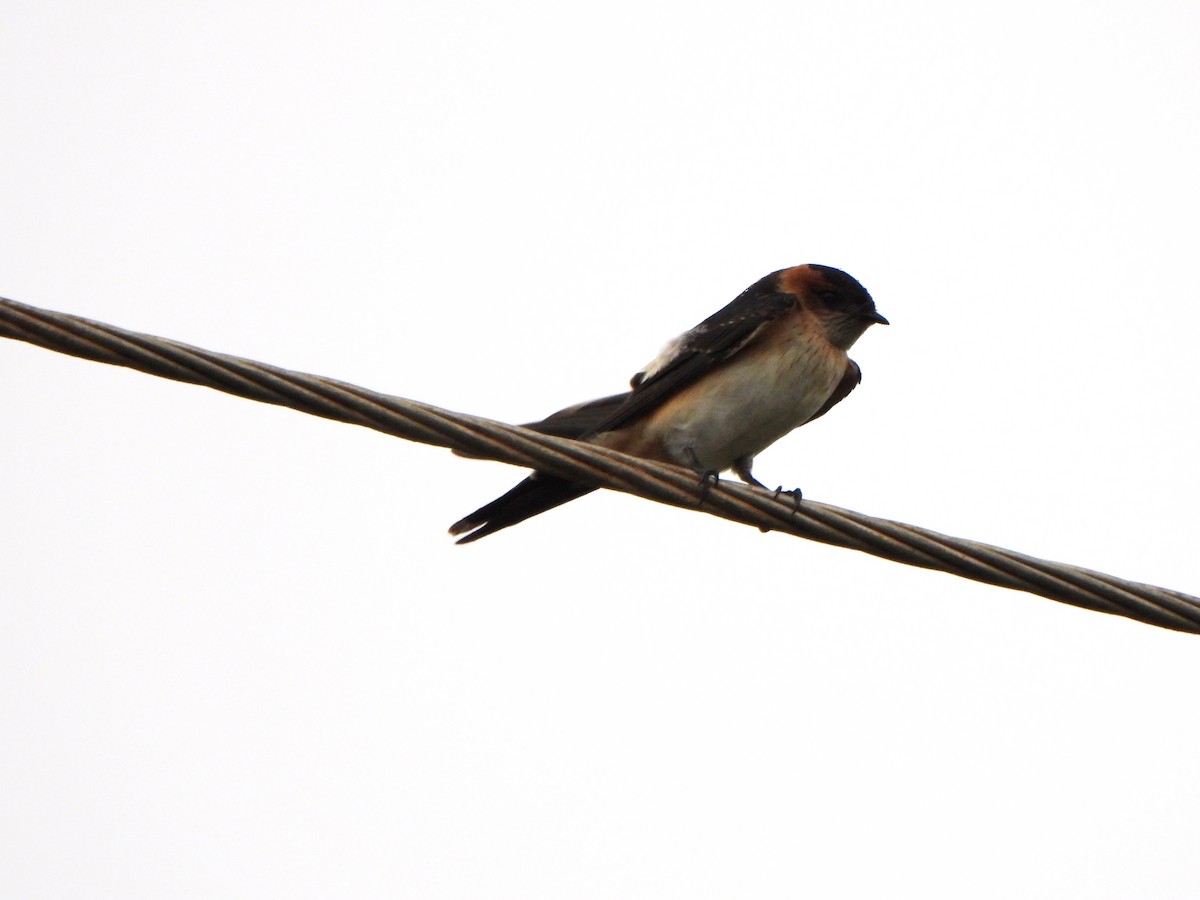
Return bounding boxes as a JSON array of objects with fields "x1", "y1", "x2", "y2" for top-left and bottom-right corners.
[{"x1": 2, "y1": 2, "x2": 1199, "y2": 898}]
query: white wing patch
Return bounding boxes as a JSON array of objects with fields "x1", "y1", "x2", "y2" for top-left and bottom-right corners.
[{"x1": 629, "y1": 326, "x2": 706, "y2": 387}]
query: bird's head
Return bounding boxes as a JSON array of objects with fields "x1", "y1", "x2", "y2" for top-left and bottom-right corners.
[{"x1": 781, "y1": 264, "x2": 888, "y2": 350}]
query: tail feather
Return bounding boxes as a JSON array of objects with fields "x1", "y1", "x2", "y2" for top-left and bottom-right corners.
[
  {"x1": 450, "y1": 391, "x2": 632, "y2": 542},
  {"x1": 449, "y1": 474, "x2": 597, "y2": 544}
]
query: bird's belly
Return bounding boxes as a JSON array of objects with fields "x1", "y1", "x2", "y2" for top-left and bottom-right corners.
[{"x1": 648, "y1": 341, "x2": 845, "y2": 471}]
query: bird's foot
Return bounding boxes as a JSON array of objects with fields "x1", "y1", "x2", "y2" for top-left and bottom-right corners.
[
  {"x1": 696, "y1": 469, "x2": 721, "y2": 506},
  {"x1": 683, "y1": 447, "x2": 721, "y2": 506},
  {"x1": 772, "y1": 485, "x2": 804, "y2": 514}
]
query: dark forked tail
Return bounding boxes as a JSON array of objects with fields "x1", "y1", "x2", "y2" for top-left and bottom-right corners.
[
  {"x1": 449, "y1": 474, "x2": 598, "y2": 544},
  {"x1": 448, "y1": 391, "x2": 631, "y2": 543}
]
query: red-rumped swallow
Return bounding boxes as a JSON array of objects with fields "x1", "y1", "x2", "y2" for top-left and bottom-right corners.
[{"x1": 450, "y1": 264, "x2": 887, "y2": 543}]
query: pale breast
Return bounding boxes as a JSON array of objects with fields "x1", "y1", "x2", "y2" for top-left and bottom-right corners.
[{"x1": 631, "y1": 323, "x2": 848, "y2": 472}]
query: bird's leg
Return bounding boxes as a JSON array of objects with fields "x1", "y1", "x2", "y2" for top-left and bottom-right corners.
[
  {"x1": 735, "y1": 456, "x2": 803, "y2": 511},
  {"x1": 684, "y1": 447, "x2": 720, "y2": 506},
  {"x1": 733, "y1": 456, "x2": 769, "y2": 491},
  {"x1": 732, "y1": 456, "x2": 802, "y2": 529}
]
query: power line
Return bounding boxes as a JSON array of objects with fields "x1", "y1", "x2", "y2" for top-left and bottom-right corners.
[{"x1": 3, "y1": 294, "x2": 1197, "y2": 634}]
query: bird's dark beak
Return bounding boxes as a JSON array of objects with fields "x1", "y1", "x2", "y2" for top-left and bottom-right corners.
[{"x1": 864, "y1": 310, "x2": 889, "y2": 326}]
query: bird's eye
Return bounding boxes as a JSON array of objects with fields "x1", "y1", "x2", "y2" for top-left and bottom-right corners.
[{"x1": 818, "y1": 289, "x2": 841, "y2": 307}]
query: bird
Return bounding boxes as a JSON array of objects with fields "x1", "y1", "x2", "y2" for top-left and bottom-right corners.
[{"x1": 449, "y1": 264, "x2": 887, "y2": 543}]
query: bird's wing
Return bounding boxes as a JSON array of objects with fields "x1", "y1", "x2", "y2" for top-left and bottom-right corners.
[
  {"x1": 523, "y1": 392, "x2": 632, "y2": 439},
  {"x1": 805, "y1": 359, "x2": 862, "y2": 424},
  {"x1": 577, "y1": 279, "x2": 799, "y2": 437}
]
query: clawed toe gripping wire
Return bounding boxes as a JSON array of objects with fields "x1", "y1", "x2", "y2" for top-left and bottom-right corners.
[{"x1": 2, "y1": 294, "x2": 1198, "y2": 635}]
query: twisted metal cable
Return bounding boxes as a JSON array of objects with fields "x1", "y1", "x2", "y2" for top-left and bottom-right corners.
[{"x1": 3, "y1": 294, "x2": 1198, "y2": 635}]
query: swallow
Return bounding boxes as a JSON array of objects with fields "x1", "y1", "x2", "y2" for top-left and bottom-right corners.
[{"x1": 449, "y1": 264, "x2": 887, "y2": 543}]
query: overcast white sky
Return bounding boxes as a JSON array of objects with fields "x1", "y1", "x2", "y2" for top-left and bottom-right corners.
[{"x1": 3, "y1": 2, "x2": 1199, "y2": 897}]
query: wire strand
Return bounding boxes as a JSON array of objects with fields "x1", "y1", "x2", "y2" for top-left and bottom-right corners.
[{"x1": 3, "y1": 295, "x2": 1198, "y2": 634}]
